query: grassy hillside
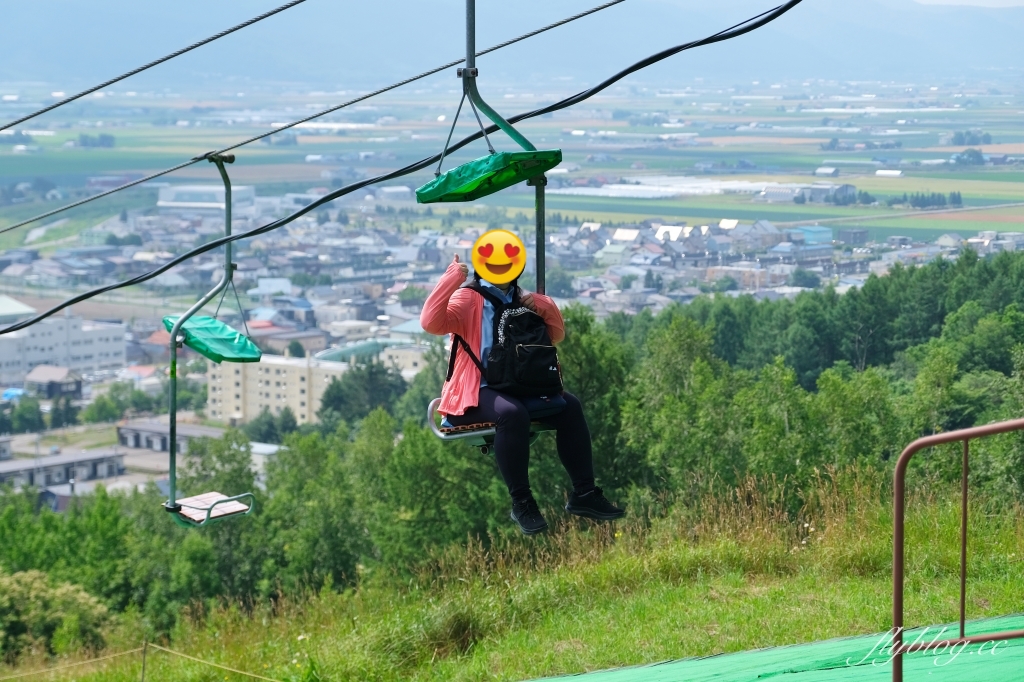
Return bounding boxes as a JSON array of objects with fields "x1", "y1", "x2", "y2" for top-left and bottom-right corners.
[{"x1": 11, "y1": 470, "x2": 1023, "y2": 682}]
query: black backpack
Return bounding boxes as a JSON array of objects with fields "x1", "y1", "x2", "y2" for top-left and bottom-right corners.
[{"x1": 447, "y1": 283, "x2": 563, "y2": 398}]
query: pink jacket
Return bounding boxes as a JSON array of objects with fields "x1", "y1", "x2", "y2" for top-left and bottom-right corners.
[{"x1": 420, "y1": 260, "x2": 565, "y2": 416}]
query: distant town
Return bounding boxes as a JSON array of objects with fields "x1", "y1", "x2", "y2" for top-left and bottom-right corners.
[{"x1": 2, "y1": 69, "x2": 1023, "y2": 508}]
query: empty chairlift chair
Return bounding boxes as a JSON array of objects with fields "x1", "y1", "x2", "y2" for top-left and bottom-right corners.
[{"x1": 163, "y1": 154, "x2": 261, "y2": 528}]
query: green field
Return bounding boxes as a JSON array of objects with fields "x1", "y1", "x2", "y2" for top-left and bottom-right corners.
[{"x1": 2, "y1": 82, "x2": 1023, "y2": 257}]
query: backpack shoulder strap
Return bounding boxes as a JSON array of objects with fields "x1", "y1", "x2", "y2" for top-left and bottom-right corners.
[
  {"x1": 465, "y1": 283, "x2": 508, "y2": 310},
  {"x1": 446, "y1": 334, "x2": 485, "y2": 381}
]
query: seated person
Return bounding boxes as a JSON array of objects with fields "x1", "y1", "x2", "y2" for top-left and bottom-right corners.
[{"x1": 421, "y1": 240, "x2": 624, "y2": 535}]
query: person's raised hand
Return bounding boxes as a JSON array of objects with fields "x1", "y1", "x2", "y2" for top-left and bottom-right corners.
[
  {"x1": 520, "y1": 291, "x2": 538, "y2": 312},
  {"x1": 453, "y1": 253, "x2": 469, "y2": 279}
]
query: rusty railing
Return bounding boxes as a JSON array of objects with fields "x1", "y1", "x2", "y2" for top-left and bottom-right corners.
[{"x1": 892, "y1": 417, "x2": 1024, "y2": 681}]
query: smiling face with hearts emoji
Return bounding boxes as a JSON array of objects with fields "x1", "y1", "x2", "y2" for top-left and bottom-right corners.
[{"x1": 471, "y1": 229, "x2": 527, "y2": 286}]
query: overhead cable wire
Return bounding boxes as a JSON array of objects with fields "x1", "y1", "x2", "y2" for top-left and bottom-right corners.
[
  {"x1": 0, "y1": 0, "x2": 309, "y2": 133},
  {"x1": 0, "y1": 0, "x2": 803, "y2": 335},
  {"x1": 0, "y1": 0, "x2": 627, "y2": 237}
]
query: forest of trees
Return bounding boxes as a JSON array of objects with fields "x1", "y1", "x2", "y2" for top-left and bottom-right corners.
[{"x1": 6, "y1": 249, "x2": 1024, "y2": 658}]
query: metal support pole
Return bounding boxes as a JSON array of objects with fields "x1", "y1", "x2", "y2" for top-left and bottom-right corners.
[
  {"x1": 165, "y1": 154, "x2": 235, "y2": 514},
  {"x1": 893, "y1": 464, "x2": 906, "y2": 682},
  {"x1": 528, "y1": 175, "x2": 547, "y2": 294},
  {"x1": 140, "y1": 638, "x2": 148, "y2": 682},
  {"x1": 461, "y1": 0, "x2": 537, "y2": 152},
  {"x1": 960, "y1": 439, "x2": 970, "y2": 639},
  {"x1": 466, "y1": 0, "x2": 475, "y2": 69}
]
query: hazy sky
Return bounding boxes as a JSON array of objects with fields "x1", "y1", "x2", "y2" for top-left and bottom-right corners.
[{"x1": 916, "y1": 0, "x2": 1024, "y2": 5}]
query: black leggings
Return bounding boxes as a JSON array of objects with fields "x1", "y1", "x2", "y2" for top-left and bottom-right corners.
[{"x1": 447, "y1": 388, "x2": 595, "y2": 503}]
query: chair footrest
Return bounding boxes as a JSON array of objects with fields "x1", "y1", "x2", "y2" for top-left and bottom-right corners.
[
  {"x1": 440, "y1": 422, "x2": 496, "y2": 434},
  {"x1": 176, "y1": 492, "x2": 250, "y2": 523}
]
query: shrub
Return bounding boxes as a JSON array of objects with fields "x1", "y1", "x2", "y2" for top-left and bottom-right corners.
[{"x1": 0, "y1": 570, "x2": 108, "y2": 662}]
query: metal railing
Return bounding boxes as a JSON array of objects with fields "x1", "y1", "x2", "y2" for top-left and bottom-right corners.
[{"x1": 892, "y1": 417, "x2": 1024, "y2": 681}]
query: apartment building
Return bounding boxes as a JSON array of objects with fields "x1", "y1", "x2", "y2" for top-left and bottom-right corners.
[
  {"x1": 206, "y1": 354, "x2": 349, "y2": 426},
  {"x1": 0, "y1": 311, "x2": 126, "y2": 384}
]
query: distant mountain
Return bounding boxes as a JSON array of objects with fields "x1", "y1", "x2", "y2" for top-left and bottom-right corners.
[{"x1": 1, "y1": 0, "x2": 1021, "y2": 92}]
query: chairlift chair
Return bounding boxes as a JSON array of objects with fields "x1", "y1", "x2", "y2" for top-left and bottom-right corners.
[
  {"x1": 163, "y1": 154, "x2": 260, "y2": 528},
  {"x1": 427, "y1": 398, "x2": 557, "y2": 455},
  {"x1": 423, "y1": 1, "x2": 559, "y2": 450}
]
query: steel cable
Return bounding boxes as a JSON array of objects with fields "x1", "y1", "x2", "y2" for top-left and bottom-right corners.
[
  {"x1": 0, "y1": 0, "x2": 627, "y2": 237},
  {"x1": 0, "y1": 0, "x2": 803, "y2": 335}
]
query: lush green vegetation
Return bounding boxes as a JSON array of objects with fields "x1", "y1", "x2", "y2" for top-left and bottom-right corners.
[
  {"x1": 5, "y1": 250, "x2": 1024, "y2": 677},
  {"x1": 81, "y1": 378, "x2": 206, "y2": 424},
  {"x1": 5, "y1": 472, "x2": 1024, "y2": 681}
]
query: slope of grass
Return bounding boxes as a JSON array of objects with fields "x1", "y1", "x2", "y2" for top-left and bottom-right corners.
[{"x1": 6, "y1": 470, "x2": 1024, "y2": 682}]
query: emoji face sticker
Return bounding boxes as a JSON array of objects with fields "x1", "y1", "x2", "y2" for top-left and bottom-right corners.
[{"x1": 471, "y1": 230, "x2": 526, "y2": 285}]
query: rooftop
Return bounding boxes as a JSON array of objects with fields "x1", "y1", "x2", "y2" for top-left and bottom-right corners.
[
  {"x1": 25, "y1": 365, "x2": 78, "y2": 383},
  {"x1": 0, "y1": 451, "x2": 122, "y2": 475},
  {"x1": 0, "y1": 295, "x2": 36, "y2": 322}
]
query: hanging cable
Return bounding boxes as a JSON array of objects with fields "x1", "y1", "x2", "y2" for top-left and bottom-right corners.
[
  {"x1": 0, "y1": 0, "x2": 627, "y2": 237},
  {"x1": 466, "y1": 94, "x2": 497, "y2": 155},
  {"x1": 0, "y1": 0, "x2": 803, "y2": 336},
  {"x1": 0, "y1": 0, "x2": 309, "y2": 133},
  {"x1": 436, "y1": 93, "x2": 468, "y2": 176}
]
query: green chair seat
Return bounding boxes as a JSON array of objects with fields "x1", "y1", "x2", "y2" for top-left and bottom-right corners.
[
  {"x1": 416, "y1": 149, "x2": 562, "y2": 203},
  {"x1": 163, "y1": 315, "x2": 262, "y2": 364}
]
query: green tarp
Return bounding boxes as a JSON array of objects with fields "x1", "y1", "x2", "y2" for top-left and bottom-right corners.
[
  {"x1": 163, "y1": 315, "x2": 262, "y2": 364},
  {"x1": 416, "y1": 149, "x2": 562, "y2": 203},
  {"x1": 532, "y1": 613, "x2": 1024, "y2": 682}
]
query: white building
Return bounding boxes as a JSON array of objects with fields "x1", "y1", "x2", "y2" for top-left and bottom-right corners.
[
  {"x1": 0, "y1": 312, "x2": 126, "y2": 384},
  {"x1": 206, "y1": 354, "x2": 349, "y2": 426},
  {"x1": 157, "y1": 184, "x2": 256, "y2": 217}
]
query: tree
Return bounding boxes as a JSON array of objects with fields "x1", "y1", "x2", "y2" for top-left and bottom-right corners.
[
  {"x1": 833, "y1": 275, "x2": 894, "y2": 371},
  {"x1": 11, "y1": 398, "x2": 44, "y2": 433},
  {"x1": 736, "y1": 358, "x2": 822, "y2": 487},
  {"x1": 788, "y1": 268, "x2": 821, "y2": 289},
  {"x1": 545, "y1": 267, "x2": 575, "y2": 298},
  {"x1": 106, "y1": 382, "x2": 155, "y2": 415},
  {"x1": 243, "y1": 407, "x2": 279, "y2": 444},
  {"x1": 346, "y1": 410, "x2": 506, "y2": 569},
  {"x1": 81, "y1": 396, "x2": 121, "y2": 424},
  {"x1": 0, "y1": 569, "x2": 109, "y2": 659},
  {"x1": 955, "y1": 148, "x2": 985, "y2": 166},
  {"x1": 398, "y1": 286, "x2": 428, "y2": 307},
  {"x1": 644, "y1": 269, "x2": 663, "y2": 292},
  {"x1": 277, "y1": 406, "x2": 298, "y2": 437},
  {"x1": 714, "y1": 276, "x2": 739, "y2": 293},
  {"x1": 49, "y1": 396, "x2": 78, "y2": 429},
  {"x1": 317, "y1": 360, "x2": 406, "y2": 424},
  {"x1": 622, "y1": 317, "x2": 740, "y2": 490},
  {"x1": 260, "y1": 429, "x2": 364, "y2": 592},
  {"x1": 287, "y1": 340, "x2": 306, "y2": 358},
  {"x1": 708, "y1": 300, "x2": 745, "y2": 365}
]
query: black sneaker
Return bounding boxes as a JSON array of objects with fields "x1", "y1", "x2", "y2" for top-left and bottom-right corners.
[
  {"x1": 510, "y1": 497, "x2": 548, "y2": 535},
  {"x1": 565, "y1": 487, "x2": 625, "y2": 521}
]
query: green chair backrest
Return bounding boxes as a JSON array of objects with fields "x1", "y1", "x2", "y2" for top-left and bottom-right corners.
[
  {"x1": 417, "y1": 149, "x2": 561, "y2": 204},
  {"x1": 163, "y1": 315, "x2": 262, "y2": 364}
]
